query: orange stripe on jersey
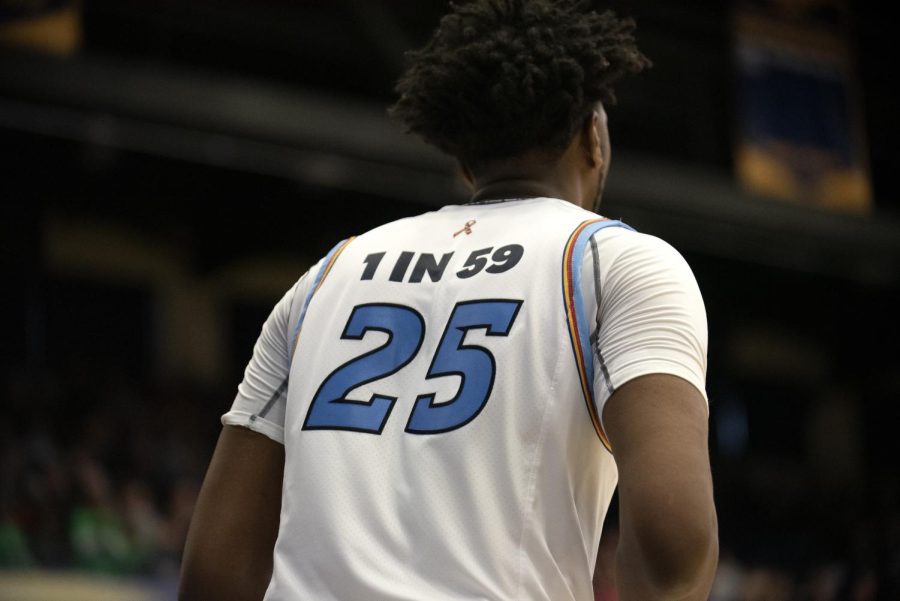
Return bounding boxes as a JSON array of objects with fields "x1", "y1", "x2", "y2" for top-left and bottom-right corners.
[
  {"x1": 562, "y1": 219, "x2": 612, "y2": 452},
  {"x1": 292, "y1": 237, "x2": 356, "y2": 356},
  {"x1": 314, "y1": 237, "x2": 355, "y2": 294}
]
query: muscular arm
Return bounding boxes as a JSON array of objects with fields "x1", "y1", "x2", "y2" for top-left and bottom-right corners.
[
  {"x1": 603, "y1": 374, "x2": 718, "y2": 601},
  {"x1": 179, "y1": 425, "x2": 285, "y2": 601}
]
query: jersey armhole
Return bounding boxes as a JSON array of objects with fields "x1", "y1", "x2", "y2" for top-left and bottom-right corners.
[
  {"x1": 562, "y1": 217, "x2": 635, "y2": 453},
  {"x1": 290, "y1": 237, "x2": 355, "y2": 359}
]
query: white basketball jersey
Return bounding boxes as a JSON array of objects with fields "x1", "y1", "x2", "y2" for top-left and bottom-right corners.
[{"x1": 267, "y1": 197, "x2": 627, "y2": 600}]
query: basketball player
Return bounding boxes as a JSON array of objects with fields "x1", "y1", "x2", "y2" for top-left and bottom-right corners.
[{"x1": 180, "y1": 1, "x2": 718, "y2": 600}]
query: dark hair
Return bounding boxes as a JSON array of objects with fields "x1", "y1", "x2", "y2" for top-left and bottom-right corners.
[{"x1": 389, "y1": 0, "x2": 651, "y2": 168}]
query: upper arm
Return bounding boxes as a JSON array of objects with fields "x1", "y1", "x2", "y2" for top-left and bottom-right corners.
[
  {"x1": 180, "y1": 425, "x2": 285, "y2": 601},
  {"x1": 588, "y1": 229, "x2": 713, "y2": 511},
  {"x1": 587, "y1": 230, "x2": 716, "y2": 595},
  {"x1": 181, "y1": 268, "x2": 318, "y2": 600},
  {"x1": 601, "y1": 374, "x2": 716, "y2": 595},
  {"x1": 603, "y1": 373, "x2": 713, "y2": 518},
  {"x1": 586, "y1": 229, "x2": 709, "y2": 426},
  {"x1": 222, "y1": 268, "x2": 317, "y2": 444}
]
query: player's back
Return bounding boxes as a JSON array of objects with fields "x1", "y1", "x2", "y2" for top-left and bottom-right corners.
[{"x1": 268, "y1": 198, "x2": 622, "y2": 601}]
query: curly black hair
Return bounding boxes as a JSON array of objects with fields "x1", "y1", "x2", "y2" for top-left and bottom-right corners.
[{"x1": 389, "y1": 0, "x2": 650, "y2": 169}]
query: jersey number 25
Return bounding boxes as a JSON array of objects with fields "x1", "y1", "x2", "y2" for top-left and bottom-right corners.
[{"x1": 302, "y1": 299, "x2": 522, "y2": 435}]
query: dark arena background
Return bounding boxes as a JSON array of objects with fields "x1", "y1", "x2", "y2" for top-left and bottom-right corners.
[{"x1": 1, "y1": 1, "x2": 899, "y2": 599}]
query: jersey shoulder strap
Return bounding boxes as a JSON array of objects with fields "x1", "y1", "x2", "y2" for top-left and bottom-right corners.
[
  {"x1": 562, "y1": 218, "x2": 635, "y2": 451},
  {"x1": 290, "y1": 237, "x2": 355, "y2": 359}
]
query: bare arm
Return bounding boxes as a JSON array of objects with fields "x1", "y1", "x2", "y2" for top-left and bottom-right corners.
[
  {"x1": 180, "y1": 425, "x2": 285, "y2": 601},
  {"x1": 603, "y1": 374, "x2": 718, "y2": 601}
]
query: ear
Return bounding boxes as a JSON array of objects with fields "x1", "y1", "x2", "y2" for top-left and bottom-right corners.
[
  {"x1": 581, "y1": 111, "x2": 604, "y2": 169},
  {"x1": 458, "y1": 162, "x2": 476, "y2": 191}
]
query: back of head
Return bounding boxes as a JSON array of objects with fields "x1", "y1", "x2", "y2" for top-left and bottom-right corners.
[{"x1": 390, "y1": 0, "x2": 651, "y2": 170}]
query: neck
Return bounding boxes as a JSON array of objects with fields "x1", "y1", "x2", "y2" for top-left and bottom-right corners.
[
  {"x1": 469, "y1": 160, "x2": 585, "y2": 207},
  {"x1": 470, "y1": 177, "x2": 570, "y2": 204}
]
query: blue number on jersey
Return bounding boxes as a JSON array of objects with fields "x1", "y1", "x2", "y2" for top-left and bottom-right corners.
[
  {"x1": 406, "y1": 300, "x2": 522, "y2": 434},
  {"x1": 303, "y1": 303, "x2": 425, "y2": 434},
  {"x1": 302, "y1": 299, "x2": 522, "y2": 435}
]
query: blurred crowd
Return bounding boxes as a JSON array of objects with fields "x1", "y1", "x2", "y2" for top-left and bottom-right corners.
[
  {"x1": 593, "y1": 515, "x2": 900, "y2": 601},
  {"x1": 0, "y1": 367, "x2": 221, "y2": 581},
  {"x1": 594, "y1": 501, "x2": 900, "y2": 601},
  {"x1": 708, "y1": 551, "x2": 881, "y2": 601}
]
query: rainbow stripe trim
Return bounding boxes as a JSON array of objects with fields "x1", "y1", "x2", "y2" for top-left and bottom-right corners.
[
  {"x1": 291, "y1": 237, "x2": 355, "y2": 357},
  {"x1": 562, "y1": 218, "x2": 632, "y2": 453}
]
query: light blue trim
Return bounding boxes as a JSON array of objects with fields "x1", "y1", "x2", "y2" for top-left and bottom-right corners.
[
  {"x1": 569, "y1": 220, "x2": 634, "y2": 403},
  {"x1": 290, "y1": 238, "x2": 349, "y2": 359}
]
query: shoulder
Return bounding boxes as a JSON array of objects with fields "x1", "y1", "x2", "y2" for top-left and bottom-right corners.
[
  {"x1": 588, "y1": 226, "x2": 697, "y2": 285},
  {"x1": 588, "y1": 227, "x2": 709, "y2": 406},
  {"x1": 584, "y1": 226, "x2": 706, "y2": 342},
  {"x1": 591, "y1": 225, "x2": 683, "y2": 260}
]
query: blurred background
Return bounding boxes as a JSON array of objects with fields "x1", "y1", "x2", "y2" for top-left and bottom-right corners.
[{"x1": 1, "y1": 0, "x2": 898, "y2": 599}]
